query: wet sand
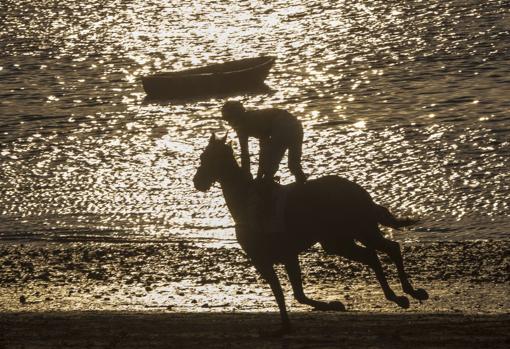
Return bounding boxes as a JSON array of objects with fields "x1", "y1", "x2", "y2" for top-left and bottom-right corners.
[
  {"x1": 1, "y1": 240, "x2": 509, "y2": 347},
  {"x1": 1, "y1": 240, "x2": 508, "y2": 312}
]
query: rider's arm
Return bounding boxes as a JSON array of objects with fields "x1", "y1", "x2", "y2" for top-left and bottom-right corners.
[
  {"x1": 238, "y1": 132, "x2": 251, "y2": 178},
  {"x1": 256, "y1": 138, "x2": 265, "y2": 180}
]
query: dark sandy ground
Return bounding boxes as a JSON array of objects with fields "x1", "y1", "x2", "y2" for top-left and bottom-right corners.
[
  {"x1": 1, "y1": 312, "x2": 509, "y2": 348},
  {"x1": 0, "y1": 239, "x2": 509, "y2": 347}
]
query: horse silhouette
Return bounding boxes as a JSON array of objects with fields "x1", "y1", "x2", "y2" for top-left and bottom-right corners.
[{"x1": 193, "y1": 134, "x2": 428, "y2": 336}]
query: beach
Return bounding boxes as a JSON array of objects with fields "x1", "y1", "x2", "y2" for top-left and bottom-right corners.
[{"x1": 1, "y1": 239, "x2": 509, "y2": 347}]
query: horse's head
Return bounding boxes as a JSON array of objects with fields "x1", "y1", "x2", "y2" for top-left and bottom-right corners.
[{"x1": 193, "y1": 133, "x2": 235, "y2": 192}]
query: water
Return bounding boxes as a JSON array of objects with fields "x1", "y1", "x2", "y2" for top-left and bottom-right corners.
[{"x1": 1, "y1": 0, "x2": 509, "y2": 243}]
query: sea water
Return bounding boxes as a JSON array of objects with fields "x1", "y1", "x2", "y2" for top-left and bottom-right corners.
[{"x1": 1, "y1": 0, "x2": 509, "y2": 243}]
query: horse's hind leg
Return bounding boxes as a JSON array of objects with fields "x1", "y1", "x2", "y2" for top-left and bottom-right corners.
[
  {"x1": 363, "y1": 231, "x2": 429, "y2": 301},
  {"x1": 284, "y1": 256, "x2": 345, "y2": 311},
  {"x1": 322, "y1": 240, "x2": 410, "y2": 309}
]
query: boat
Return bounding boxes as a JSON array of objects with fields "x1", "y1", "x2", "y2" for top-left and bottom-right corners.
[{"x1": 141, "y1": 56, "x2": 276, "y2": 99}]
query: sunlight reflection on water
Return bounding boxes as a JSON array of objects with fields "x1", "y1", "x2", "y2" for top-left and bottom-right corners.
[{"x1": 0, "y1": 0, "x2": 509, "y2": 242}]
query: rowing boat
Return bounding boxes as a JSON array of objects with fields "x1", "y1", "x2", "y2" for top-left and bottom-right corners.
[{"x1": 141, "y1": 56, "x2": 275, "y2": 99}]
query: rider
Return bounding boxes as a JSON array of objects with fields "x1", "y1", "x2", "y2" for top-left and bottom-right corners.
[{"x1": 221, "y1": 100, "x2": 308, "y2": 184}]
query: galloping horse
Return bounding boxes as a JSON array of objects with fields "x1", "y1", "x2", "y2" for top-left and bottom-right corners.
[{"x1": 193, "y1": 134, "x2": 428, "y2": 335}]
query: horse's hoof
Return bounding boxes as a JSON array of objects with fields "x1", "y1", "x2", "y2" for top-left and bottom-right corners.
[
  {"x1": 328, "y1": 301, "x2": 346, "y2": 311},
  {"x1": 312, "y1": 303, "x2": 328, "y2": 311},
  {"x1": 413, "y1": 288, "x2": 429, "y2": 301},
  {"x1": 312, "y1": 301, "x2": 345, "y2": 312},
  {"x1": 395, "y1": 296, "x2": 410, "y2": 309}
]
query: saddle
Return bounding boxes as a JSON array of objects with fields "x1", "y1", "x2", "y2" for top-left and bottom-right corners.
[{"x1": 253, "y1": 180, "x2": 291, "y2": 234}]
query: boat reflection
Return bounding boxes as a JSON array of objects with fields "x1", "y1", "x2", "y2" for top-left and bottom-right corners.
[{"x1": 142, "y1": 83, "x2": 275, "y2": 105}]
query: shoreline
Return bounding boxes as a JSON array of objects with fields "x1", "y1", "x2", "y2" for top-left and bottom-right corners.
[{"x1": 1, "y1": 311, "x2": 509, "y2": 348}]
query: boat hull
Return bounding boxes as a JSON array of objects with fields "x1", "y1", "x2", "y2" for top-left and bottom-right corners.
[{"x1": 141, "y1": 56, "x2": 275, "y2": 99}]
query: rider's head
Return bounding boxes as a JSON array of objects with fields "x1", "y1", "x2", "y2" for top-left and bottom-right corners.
[{"x1": 221, "y1": 101, "x2": 246, "y2": 124}]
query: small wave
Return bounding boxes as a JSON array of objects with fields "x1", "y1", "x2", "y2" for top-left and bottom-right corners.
[{"x1": 412, "y1": 226, "x2": 459, "y2": 233}]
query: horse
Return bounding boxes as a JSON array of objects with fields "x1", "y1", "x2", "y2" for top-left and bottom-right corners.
[{"x1": 193, "y1": 134, "x2": 428, "y2": 335}]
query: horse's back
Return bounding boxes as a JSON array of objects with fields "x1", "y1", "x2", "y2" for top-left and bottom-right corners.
[
  {"x1": 287, "y1": 175, "x2": 373, "y2": 209},
  {"x1": 284, "y1": 175, "x2": 377, "y2": 239}
]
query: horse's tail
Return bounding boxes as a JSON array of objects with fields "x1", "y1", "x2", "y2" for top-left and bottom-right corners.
[{"x1": 374, "y1": 204, "x2": 419, "y2": 229}]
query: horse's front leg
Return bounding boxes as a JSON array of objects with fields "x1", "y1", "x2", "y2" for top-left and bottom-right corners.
[
  {"x1": 254, "y1": 262, "x2": 291, "y2": 336},
  {"x1": 284, "y1": 256, "x2": 345, "y2": 311}
]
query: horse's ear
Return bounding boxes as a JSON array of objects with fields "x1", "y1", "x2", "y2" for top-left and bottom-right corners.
[
  {"x1": 209, "y1": 132, "x2": 216, "y2": 143},
  {"x1": 221, "y1": 131, "x2": 229, "y2": 143}
]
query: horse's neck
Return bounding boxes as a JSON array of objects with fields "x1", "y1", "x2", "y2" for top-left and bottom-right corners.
[{"x1": 219, "y1": 171, "x2": 254, "y2": 225}]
